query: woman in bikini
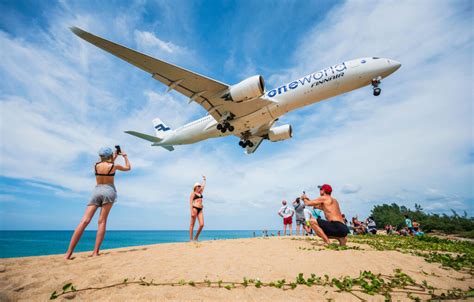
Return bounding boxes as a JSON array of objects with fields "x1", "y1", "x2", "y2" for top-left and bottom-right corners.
[
  {"x1": 64, "y1": 147, "x2": 131, "y2": 259},
  {"x1": 189, "y1": 175, "x2": 206, "y2": 241}
]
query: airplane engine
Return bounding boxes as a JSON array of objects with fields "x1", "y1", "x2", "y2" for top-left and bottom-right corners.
[
  {"x1": 226, "y1": 75, "x2": 265, "y2": 102},
  {"x1": 268, "y1": 124, "x2": 293, "y2": 142}
]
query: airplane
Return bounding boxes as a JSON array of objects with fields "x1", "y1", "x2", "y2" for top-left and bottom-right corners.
[{"x1": 71, "y1": 27, "x2": 401, "y2": 154}]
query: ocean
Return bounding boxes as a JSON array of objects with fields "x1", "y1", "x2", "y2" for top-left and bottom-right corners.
[{"x1": 0, "y1": 230, "x2": 269, "y2": 258}]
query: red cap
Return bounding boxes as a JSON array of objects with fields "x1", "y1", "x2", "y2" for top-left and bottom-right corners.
[{"x1": 318, "y1": 184, "x2": 333, "y2": 194}]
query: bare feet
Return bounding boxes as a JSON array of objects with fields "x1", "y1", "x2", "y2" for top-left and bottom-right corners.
[
  {"x1": 64, "y1": 254, "x2": 73, "y2": 260},
  {"x1": 337, "y1": 237, "x2": 347, "y2": 246}
]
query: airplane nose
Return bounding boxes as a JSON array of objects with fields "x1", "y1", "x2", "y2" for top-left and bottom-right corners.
[{"x1": 390, "y1": 59, "x2": 402, "y2": 71}]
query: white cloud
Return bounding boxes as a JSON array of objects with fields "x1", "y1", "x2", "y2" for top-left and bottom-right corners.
[{"x1": 134, "y1": 30, "x2": 188, "y2": 61}]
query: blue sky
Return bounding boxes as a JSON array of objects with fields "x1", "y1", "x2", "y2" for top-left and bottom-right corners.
[{"x1": 0, "y1": 0, "x2": 472, "y2": 230}]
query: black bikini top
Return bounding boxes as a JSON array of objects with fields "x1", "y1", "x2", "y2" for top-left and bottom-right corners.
[
  {"x1": 193, "y1": 193, "x2": 203, "y2": 200},
  {"x1": 95, "y1": 162, "x2": 115, "y2": 176}
]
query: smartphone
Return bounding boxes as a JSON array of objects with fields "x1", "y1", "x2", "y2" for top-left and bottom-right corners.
[{"x1": 115, "y1": 145, "x2": 121, "y2": 154}]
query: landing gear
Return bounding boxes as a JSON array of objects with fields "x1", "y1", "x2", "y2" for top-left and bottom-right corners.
[
  {"x1": 238, "y1": 140, "x2": 254, "y2": 148},
  {"x1": 216, "y1": 118, "x2": 234, "y2": 133},
  {"x1": 372, "y1": 77, "x2": 382, "y2": 96}
]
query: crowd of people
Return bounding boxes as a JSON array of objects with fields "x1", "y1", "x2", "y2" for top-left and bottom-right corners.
[
  {"x1": 277, "y1": 184, "x2": 349, "y2": 246},
  {"x1": 275, "y1": 193, "x2": 425, "y2": 241},
  {"x1": 383, "y1": 215, "x2": 424, "y2": 236}
]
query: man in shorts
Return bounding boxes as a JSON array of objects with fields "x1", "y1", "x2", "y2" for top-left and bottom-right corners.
[
  {"x1": 278, "y1": 200, "x2": 294, "y2": 236},
  {"x1": 301, "y1": 184, "x2": 349, "y2": 246},
  {"x1": 293, "y1": 197, "x2": 306, "y2": 235}
]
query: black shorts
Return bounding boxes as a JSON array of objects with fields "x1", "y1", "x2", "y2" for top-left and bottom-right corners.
[{"x1": 317, "y1": 218, "x2": 349, "y2": 237}]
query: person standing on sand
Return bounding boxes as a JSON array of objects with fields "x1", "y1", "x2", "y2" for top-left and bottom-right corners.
[
  {"x1": 278, "y1": 200, "x2": 294, "y2": 236},
  {"x1": 301, "y1": 184, "x2": 349, "y2": 246},
  {"x1": 293, "y1": 197, "x2": 306, "y2": 235},
  {"x1": 65, "y1": 147, "x2": 131, "y2": 259},
  {"x1": 404, "y1": 215, "x2": 415, "y2": 234},
  {"x1": 189, "y1": 176, "x2": 206, "y2": 241}
]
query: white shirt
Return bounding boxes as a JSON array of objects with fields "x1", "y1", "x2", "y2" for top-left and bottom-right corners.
[{"x1": 278, "y1": 205, "x2": 294, "y2": 218}]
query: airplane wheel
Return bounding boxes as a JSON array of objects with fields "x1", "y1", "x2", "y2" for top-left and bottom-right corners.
[
  {"x1": 248, "y1": 142, "x2": 254, "y2": 148},
  {"x1": 224, "y1": 122, "x2": 230, "y2": 129},
  {"x1": 373, "y1": 88, "x2": 381, "y2": 96},
  {"x1": 228, "y1": 125, "x2": 234, "y2": 132},
  {"x1": 217, "y1": 124, "x2": 222, "y2": 130},
  {"x1": 221, "y1": 128, "x2": 227, "y2": 133},
  {"x1": 239, "y1": 141, "x2": 245, "y2": 147}
]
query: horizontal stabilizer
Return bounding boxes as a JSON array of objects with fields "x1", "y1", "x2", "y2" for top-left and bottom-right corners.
[
  {"x1": 125, "y1": 131, "x2": 161, "y2": 142},
  {"x1": 161, "y1": 145, "x2": 174, "y2": 151},
  {"x1": 151, "y1": 143, "x2": 174, "y2": 151}
]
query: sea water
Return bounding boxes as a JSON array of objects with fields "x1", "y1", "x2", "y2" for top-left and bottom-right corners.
[{"x1": 0, "y1": 230, "x2": 272, "y2": 258}]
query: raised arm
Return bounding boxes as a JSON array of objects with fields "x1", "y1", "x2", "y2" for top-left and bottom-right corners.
[
  {"x1": 200, "y1": 175, "x2": 206, "y2": 192},
  {"x1": 301, "y1": 195, "x2": 325, "y2": 208},
  {"x1": 115, "y1": 152, "x2": 131, "y2": 171}
]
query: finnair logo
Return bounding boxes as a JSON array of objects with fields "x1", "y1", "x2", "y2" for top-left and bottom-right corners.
[
  {"x1": 266, "y1": 62, "x2": 347, "y2": 97},
  {"x1": 155, "y1": 124, "x2": 171, "y2": 132}
]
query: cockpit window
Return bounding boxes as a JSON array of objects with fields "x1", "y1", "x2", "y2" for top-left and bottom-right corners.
[{"x1": 372, "y1": 57, "x2": 380, "y2": 59}]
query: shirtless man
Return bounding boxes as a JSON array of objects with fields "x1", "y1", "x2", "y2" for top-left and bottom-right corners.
[{"x1": 301, "y1": 184, "x2": 348, "y2": 246}]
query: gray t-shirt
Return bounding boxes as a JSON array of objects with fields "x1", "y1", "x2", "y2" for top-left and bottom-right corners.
[{"x1": 293, "y1": 201, "x2": 305, "y2": 220}]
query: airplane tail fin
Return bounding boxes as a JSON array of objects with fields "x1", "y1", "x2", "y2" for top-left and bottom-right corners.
[
  {"x1": 124, "y1": 117, "x2": 174, "y2": 152},
  {"x1": 152, "y1": 118, "x2": 172, "y2": 139}
]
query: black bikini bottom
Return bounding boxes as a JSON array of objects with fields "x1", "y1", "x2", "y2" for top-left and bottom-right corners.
[{"x1": 193, "y1": 206, "x2": 203, "y2": 214}]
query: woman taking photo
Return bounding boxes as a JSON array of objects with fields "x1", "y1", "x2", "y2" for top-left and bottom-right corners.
[
  {"x1": 189, "y1": 175, "x2": 206, "y2": 241},
  {"x1": 64, "y1": 147, "x2": 131, "y2": 259}
]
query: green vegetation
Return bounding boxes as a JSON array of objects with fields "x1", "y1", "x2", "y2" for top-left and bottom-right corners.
[
  {"x1": 293, "y1": 233, "x2": 473, "y2": 273},
  {"x1": 50, "y1": 269, "x2": 473, "y2": 301},
  {"x1": 349, "y1": 235, "x2": 473, "y2": 274},
  {"x1": 371, "y1": 203, "x2": 473, "y2": 234}
]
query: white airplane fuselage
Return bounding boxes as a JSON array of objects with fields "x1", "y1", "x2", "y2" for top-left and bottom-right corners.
[{"x1": 159, "y1": 57, "x2": 401, "y2": 146}]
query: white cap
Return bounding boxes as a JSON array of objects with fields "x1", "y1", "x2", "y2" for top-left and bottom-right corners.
[{"x1": 193, "y1": 182, "x2": 201, "y2": 189}]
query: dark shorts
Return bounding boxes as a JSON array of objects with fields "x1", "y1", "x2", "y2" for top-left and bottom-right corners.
[
  {"x1": 296, "y1": 218, "x2": 305, "y2": 225},
  {"x1": 317, "y1": 218, "x2": 349, "y2": 237}
]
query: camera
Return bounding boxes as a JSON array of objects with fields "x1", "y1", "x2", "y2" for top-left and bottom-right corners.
[{"x1": 115, "y1": 145, "x2": 121, "y2": 155}]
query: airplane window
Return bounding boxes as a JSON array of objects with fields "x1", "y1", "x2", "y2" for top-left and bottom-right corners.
[{"x1": 372, "y1": 57, "x2": 380, "y2": 59}]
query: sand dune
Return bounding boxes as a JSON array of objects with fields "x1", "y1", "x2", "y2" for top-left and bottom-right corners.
[{"x1": 0, "y1": 236, "x2": 471, "y2": 301}]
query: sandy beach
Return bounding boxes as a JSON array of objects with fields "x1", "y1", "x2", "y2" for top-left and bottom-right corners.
[{"x1": 0, "y1": 236, "x2": 472, "y2": 301}]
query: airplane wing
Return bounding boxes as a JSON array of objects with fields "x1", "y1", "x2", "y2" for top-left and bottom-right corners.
[{"x1": 71, "y1": 27, "x2": 272, "y2": 121}]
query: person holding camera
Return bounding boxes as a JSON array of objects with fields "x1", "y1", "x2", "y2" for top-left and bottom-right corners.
[
  {"x1": 293, "y1": 197, "x2": 306, "y2": 235},
  {"x1": 64, "y1": 146, "x2": 131, "y2": 259},
  {"x1": 301, "y1": 184, "x2": 348, "y2": 246},
  {"x1": 189, "y1": 175, "x2": 206, "y2": 241}
]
